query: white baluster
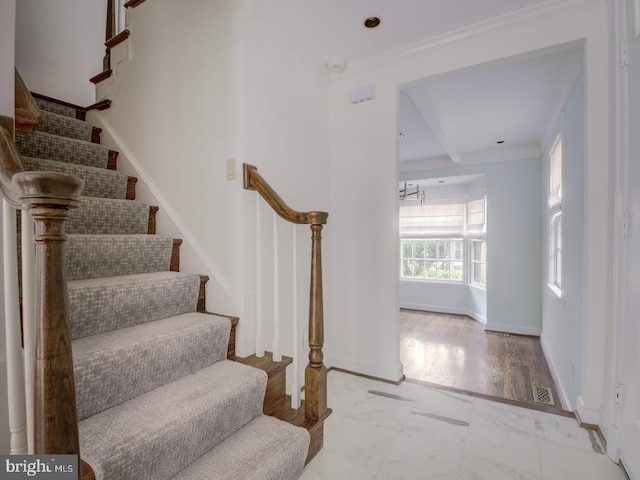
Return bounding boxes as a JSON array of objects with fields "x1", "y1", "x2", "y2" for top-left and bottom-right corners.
[
  {"x1": 255, "y1": 196, "x2": 264, "y2": 357},
  {"x1": 272, "y1": 213, "x2": 281, "y2": 362},
  {"x1": 117, "y1": 0, "x2": 127, "y2": 33},
  {"x1": 291, "y1": 225, "x2": 300, "y2": 408},
  {"x1": 20, "y1": 211, "x2": 35, "y2": 454},
  {"x1": 3, "y1": 200, "x2": 27, "y2": 454}
]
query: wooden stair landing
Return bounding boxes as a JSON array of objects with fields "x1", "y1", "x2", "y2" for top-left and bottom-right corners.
[{"x1": 235, "y1": 352, "x2": 331, "y2": 463}]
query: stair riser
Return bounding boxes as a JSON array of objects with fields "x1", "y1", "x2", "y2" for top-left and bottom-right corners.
[
  {"x1": 33, "y1": 94, "x2": 83, "y2": 120},
  {"x1": 67, "y1": 200, "x2": 152, "y2": 235},
  {"x1": 66, "y1": 235, "x2": 174, "y2": 280},
  {"x1": 24, "y1": 157, "x2": 130, "y2": 200},
  {"x1": 16, "y1": 131, "x2": 110, "y2": 169},
  {"x1": 74, "y1": 315, "x2": 231, "y2": 419},
  {"x1": 68, "y1": 273, "x2": 201, "y2": 339},
  {"x1": 38, "y1": 110, "x2": 94, "y2": 143}
]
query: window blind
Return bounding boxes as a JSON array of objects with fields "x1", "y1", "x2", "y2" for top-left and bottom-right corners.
[
  {"x1": 400, "y1": 196, "x2": 488, "y2": 236},
  {"x1": 399, "y1": 204, "x2": 465, "y2": 235},
  {"x1": 466, "y1": 196, "x2": 486, "y2": 233}
]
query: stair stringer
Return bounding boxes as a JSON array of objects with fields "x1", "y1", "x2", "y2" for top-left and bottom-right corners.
[{"x1": 94, "y1": 35, "x2": 133, "y2": 103}]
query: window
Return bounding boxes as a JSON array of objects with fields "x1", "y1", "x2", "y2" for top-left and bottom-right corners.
[
  {"x1": 399, "y1": 193, "x2": 486, "y2": 285},
  {"x1": 471, "y1": 240, "x2": 487, "y2": 286},
  {"x1": 401, "y1": 238, "x2": 463, "y2": 281},
  {"x1": 548, "y1": 136, "x2": 563, "y2": 295},
  {"x1": 549, "y1": 212, "x2": 562, "y2": 289}
]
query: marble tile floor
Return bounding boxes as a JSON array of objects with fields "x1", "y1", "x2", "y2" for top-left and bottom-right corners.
[{"x1": 300, "y1": 370, "x2": 627, "y2": 480}]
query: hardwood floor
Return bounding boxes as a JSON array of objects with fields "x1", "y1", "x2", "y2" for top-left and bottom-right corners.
[{"x1": 400, "y1": 309, "x2": 568, "y2": 415}]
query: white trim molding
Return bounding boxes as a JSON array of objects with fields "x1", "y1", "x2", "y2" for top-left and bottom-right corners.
[
  {"x1": 400, "y1": 302, "x2": 487, "y2": 325},
  {"x1": 94, "y1": 113, "x2": 233, "y2": 296},
  {"x1": 350, "y1": 0, "x2": 603, "y2": 71},
  {"x1": 576, "y1": 395, "x2": 601, "y2": 425},
  {"x1": 540, "y1": 334, "x2": 573, "y2": 411},
  {"x1": 328, "y1": 357, "x2": 405, "y2": 384},
  {"x1": 483, "y1": 323, "x2": 542, "y2": 336}
]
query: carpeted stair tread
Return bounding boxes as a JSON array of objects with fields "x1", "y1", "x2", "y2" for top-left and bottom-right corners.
[
  {"x1": 66, "y1": 234, "x2": 173, "y2": 280},
  {"x1": 34, "y1": 96, "x2": 77, "y2": 118},
  {"x1": 74, "y1": 312, "x2": 231, "y2": 420},
  {"x1": 67, "y1": 197, "x2": 151, "y2": 234},
  {"x1": 169, "y1": 415, "x2": 310, "y2": 480},
  {"x1": 23, "y1": 156, "x2": 128, "y2": 199},
  {"x1": 37, "y1": 109, "x2": 93, "y2": 142},
  {"x1": 16, "y1": 130, "x2": 109, "y2": 168},
  {"x1": 68, "y1": 271, "x2": 201, "y2": 339},
  {"x1": 80, "y1": 360, "x2": 267, "y2": 480}
]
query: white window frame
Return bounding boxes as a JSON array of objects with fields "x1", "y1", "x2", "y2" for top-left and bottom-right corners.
[
  {"x1": 470, "y1": 238, "x2": 487, "y2": 289},
  {"x1": 547, "y1": 135, "x2": 563, "y2": 297},
  {"x1": 399, "y1": 193, "x2": 486, "y2": 287},
  {"x1": 400, "y1": 237, "x2": 465, "y2": 283}
]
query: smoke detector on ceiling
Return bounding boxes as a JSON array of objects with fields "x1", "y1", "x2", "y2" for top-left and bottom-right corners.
[{"x1": 326, "y1": 56, "x2": 347, "y2": 73}]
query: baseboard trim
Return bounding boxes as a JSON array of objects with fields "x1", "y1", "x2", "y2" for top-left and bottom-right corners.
[
  {"x1": 540, "y1": 335, "x2": 573, "y2": 411},
  {"x1": 328, "y1": 357, "x2": 404, "y2": 384},
  {"x1": 483, "y1": 322, "x2": 541, "y2": 336},
  {"x1": 576, "y1": 395, "x2": 601, "y2": 425},
  {"x1": 574, "y1": 408, "x2": 607, "y2": 453},
  {"x1": 399, "y1": 303, "x2": 487, "y2": 324},
  {"x1": 328, "y1": 367, "x2": 405, "y2": 386}
]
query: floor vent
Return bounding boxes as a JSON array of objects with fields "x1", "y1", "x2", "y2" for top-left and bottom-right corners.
[
  {"x1": 533, "y1": 385, "x2": 555, "y2": 405},
  {"x1": 486, "y1": 330, "x2": 511, "y2": 337}
]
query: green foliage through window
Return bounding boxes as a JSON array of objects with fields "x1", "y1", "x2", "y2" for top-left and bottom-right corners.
[{"x1": 400, "y1": 238, "x2": 463, "y2": 281}]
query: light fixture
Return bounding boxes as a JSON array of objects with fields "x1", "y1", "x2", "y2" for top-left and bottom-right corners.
[
  {"x1": 399, "y1": 182, "x2": 425, "y2": 205},
  {"x1": 363, "y1": 16, "x2": 382, "y2": 29}
]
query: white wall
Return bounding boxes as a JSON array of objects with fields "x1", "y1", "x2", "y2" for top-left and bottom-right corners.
[
  {"x1": 541, "y1": 72, "x2": 585, "y2": 411},
  {"x1": 400, "y1": 282, "x2": 487, "y2": 324},
  {"x1": 15, "y1": 0, "x2": 105, "y2": 106},
  {"x1": 327, "y1": 1, "x2": 613, "y2": 414},
  {"x1": 91, "y1": 0, "x2": 329, "y2": 362},
  {"x1": 235, "y1": 0, "x2": 330, "y2": 360},
  {"x1": 0, "y1": 0, "x2": 16, "y2": 456},
  {"x1": 402, "y1": 157, "x2": 541, "y2": 335}
]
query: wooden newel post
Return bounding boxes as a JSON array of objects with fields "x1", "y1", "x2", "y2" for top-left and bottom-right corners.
[
  {"x1": 31, "y1": 206, "x2": 80, "y2": 472},
  {"x1": 305, "y1": 223, "x2": 328, "y2": 421}
]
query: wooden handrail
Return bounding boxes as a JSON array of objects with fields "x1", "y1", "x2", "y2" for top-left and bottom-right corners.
[
  {"x1": 243, "y1": 163, "x2": 329, "y2": 424},
  {"x1": 14, "y1": 70, "x2": 42, "y2": 134},
  {"x1": 243, "y1": 164, "x2": 328, "y2": 226},
  {"x1": 2, "y1": 116, "x2": 84, "y2": 477}
]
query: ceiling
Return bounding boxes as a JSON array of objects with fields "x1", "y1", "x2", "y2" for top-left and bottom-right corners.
[{"x1": 256, "y1": 0, "x2": 584, "y2": 172}]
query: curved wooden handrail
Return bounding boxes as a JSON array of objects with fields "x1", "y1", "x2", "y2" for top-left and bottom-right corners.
[
  {"x1": 243, "y1": 163, "x2": 329, "y2": 430},
  {"x1": 243, "y1": 163, "x2": 328, "y2": 226},
  {"x1": 15, "y1": 69, "x2": 42, "y2": 135}
]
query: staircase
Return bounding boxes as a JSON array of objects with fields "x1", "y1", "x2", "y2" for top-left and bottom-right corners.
[{"x1": 11, "y1": 95, "x2": 311, "y2": 479}]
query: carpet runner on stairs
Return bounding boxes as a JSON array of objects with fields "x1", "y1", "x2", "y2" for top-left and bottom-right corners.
[{"x1": 17, "y1": 96, "x2": 309, "y2": 480}]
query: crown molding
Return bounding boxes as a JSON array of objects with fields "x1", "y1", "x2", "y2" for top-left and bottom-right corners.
[{"x1": 349, "y1": 0, "x2": 604, "y2": 71}]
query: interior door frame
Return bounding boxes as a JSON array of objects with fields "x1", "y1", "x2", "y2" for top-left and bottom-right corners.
[{"x1": 611, "y1": 1, "x2": 640, "y2": 475}]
